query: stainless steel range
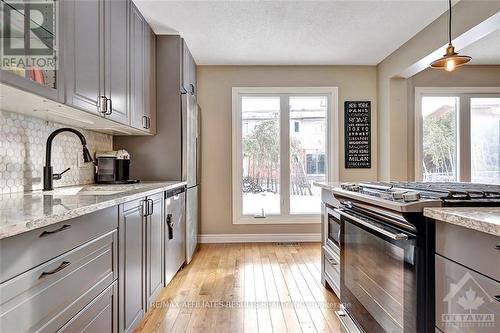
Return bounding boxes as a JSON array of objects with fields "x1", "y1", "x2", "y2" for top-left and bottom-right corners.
[{"x1": 320, "y1": 182, "x2": 500, "y2": 333}]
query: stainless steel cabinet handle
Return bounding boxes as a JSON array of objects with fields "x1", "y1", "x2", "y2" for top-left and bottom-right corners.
[
  {"x1": 105, "y1": 97, "x2": 112, "y2": 115},
  {"x1": 39, "y1": 224, "x2": 71, "y2": 238},
  {"x1": 39, "y1": 261, "x2": 70, "y2": 279},
  {"x1": 142, "y1": 199, "x2": 149, "y2": 217},
  {"x1": 142, "y1": 115, "x2": 149, "y2": 129},
  {"x1": 334, "y1": 208, "x2": 409, "y2": 240},
  {"x1": 148, "y1": 199, "x2": 154, "y2": 215},
  {"x1": 97, "y1": 95, "x2": 107, "y2": 114},
  {"x1": 166, "y1": 213, "x2": 174, "y2": 239}
]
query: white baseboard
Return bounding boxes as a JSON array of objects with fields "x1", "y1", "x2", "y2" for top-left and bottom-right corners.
[{"x1": 198, "y1": 233, "x2": 321, "y2": 243}]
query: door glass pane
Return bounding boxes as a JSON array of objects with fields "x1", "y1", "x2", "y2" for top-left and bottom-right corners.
[
  {"x1": 241, "y1": 96, "x2": 280, "y2": 216},
  {"x1": 471, "y1": 98, "x2": 500, "y2": 184},
  {"x1": 1, "y1": 0, "x2": 58, "y2": 89},
  {"x1": 421, "y1": 97, "x2": 458, "y2": 182},
  {"x1": 289, "y1": 96, "x2": 327, "y2": 214}
]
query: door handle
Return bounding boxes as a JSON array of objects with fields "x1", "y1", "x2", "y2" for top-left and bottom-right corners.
[
  {"x1": 39, "y1": 224, "x2": 71, "y2": 238},
  {"x1": 334, "y1": 208, "x2": 409, "y2": 240},
  {"x1": 148, "y1": 199, "x2": 154, "y2": 215},
  {"x1": 105, "y1": 97, "x2": 112, "y2": 115},
  {"x1": 97, "y1": 95, "x2": 107, "y2": 114},
  {"x1": 142, "y1": 199, "x2": 149, "y2": 217},
  {"x1": 39, "y1": 261, "x2": 70, "y2": 279},
  {"x1": 167, "y1": 213, "x2": 174, "y2": 239}
]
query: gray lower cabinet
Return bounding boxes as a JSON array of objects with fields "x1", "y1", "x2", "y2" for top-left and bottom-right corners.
[
  {"x1": 119, "y1": 198, "x2": 147, "y2": 333},
  {"x1": 0, "y1": 230, "x2": 117, "y2": 332},
  {"x1": 119, "y1": 192, "x2": 165, "y2": 333},
  {"x1": 435, "y1": 221, "x2": 500, "y2": 333},
  {"x1": 146, "y1": 193, "x2": 165, "y2": 307},
  {"x1": 58, "y1": 282, "x2": 118, "y2": 333}
]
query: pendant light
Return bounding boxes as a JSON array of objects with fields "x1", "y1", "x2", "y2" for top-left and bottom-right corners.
[{"x1": 430, "y1": 0, "x2": 471, "y2": 71}]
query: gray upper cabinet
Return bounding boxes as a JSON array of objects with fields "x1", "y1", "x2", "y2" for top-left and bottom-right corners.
[
  {"x1": 104, "y1": 0, "x2": 130, "y2": 124},
  {"x1": 64, "y1": 0, "x2": 105, "y2": 115},
  {"x1": 0, "y1": 0, "x2": 64, "y2": 102},
  {"x1": 145, "y1": 192, "x2": 164, "y2": 308},
  {"x1": 129, "y1": 3, "x2": 156, "y2": 133},
  {"x1": 181, "y1": 39, "x2": 196, "y2": 95},
  {"x1": 65, "y1": 0, "x2": 130, "y2": 123},
  {"x1": 143, "y1": 24, "x2": 156, "y2": 134},
  {"x1": 118, "y1": 199, "x2": 146, "y2": 333},
  {"x1": 129, "y1": 3, "x2": 145, "y2": 131}
]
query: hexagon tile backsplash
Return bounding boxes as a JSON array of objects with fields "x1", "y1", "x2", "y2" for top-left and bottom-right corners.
[{"x1": 0, "y1": 110, "x2": 112, "y2": 194}]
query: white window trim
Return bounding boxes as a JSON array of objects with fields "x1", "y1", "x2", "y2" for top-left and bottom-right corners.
[
  {"x1": 232, "y1": 87, "x2": 339, "y2": 225},
  {"x1": 414, "y1": 87, "x2": 500, "y2": 182}
]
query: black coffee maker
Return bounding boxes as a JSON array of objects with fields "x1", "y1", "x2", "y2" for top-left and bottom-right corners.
[{"x1": 95, "y1": 150, "x2": 139, "y2": 184}]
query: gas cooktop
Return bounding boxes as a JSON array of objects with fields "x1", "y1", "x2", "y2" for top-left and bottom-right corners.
[{"x1": 333, "y1": 182, "x2": 500, "y2": 212}]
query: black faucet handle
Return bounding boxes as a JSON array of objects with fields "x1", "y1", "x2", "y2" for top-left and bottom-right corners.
[{"x1": 53, "y1": 167, "x2": 71, "y2": 180}]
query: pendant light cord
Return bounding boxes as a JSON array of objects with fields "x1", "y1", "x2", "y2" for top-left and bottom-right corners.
[{"x1": 448, "y1": 0, "x2": 452, "y2": 45}]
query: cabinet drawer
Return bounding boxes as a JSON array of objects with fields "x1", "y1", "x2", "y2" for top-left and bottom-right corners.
[
  {"x1": 436, "y1": 221, "x2": 500, "y2": 281},
  {"x1": 435, "y1": 255, "x2": 500, "y2": 333},
  {"x1": 0, "y1": 207, "x2": 118, "y2": 283},
  {"x1": 0, "y1": 230, "x2": 117, "y2": 333},
  {"x1": 58, "y1": 282, "x2": 117, "y2": 333},
  {"x1": 323, "y1": 246, "x2": 340, "y2": 295}
]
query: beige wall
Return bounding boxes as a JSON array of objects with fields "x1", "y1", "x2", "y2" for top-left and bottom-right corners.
[
  {"x1": 406, "y1": 65, "x2": 500, "y2": 180},
  {"x1": 197, "y1": 66, "x2": 377, "y2": 235},
  {"x1": 377, "y1": 0, "x2": 500, "y2": 181}
]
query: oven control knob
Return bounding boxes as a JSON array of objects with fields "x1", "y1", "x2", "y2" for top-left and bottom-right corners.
[{"x1": 403, "y1": 192, "x2": 421, "y2": 202}]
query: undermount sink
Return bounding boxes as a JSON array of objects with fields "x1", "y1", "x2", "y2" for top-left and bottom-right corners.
[{"x1": 40, "y1": 185, "x2": 128, "y2": 196}]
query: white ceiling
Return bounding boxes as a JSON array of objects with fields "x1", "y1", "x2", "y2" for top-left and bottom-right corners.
[
  {"x1": 460, "y1": 29, "x2": 500, "y2": 65},
  {"x1": 134, "y1": 0, "x2": 450, "y2": 65}
]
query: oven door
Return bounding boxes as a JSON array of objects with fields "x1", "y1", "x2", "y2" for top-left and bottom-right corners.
[{"x1": 338, "y1": 206, "x2": 420, "y2": 333}]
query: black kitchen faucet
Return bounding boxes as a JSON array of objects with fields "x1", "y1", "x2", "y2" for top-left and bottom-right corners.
[{"x1": 43, "y1": 128, "x2": 93, "y2": 191}]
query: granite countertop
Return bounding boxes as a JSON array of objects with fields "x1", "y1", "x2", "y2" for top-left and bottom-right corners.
[
  {"x1": 424, "y1": 207, "x2": 500, "y2": 237},
  {"x1": 0, "y1": 181, "x2": 186, "y2": 240},
  {"x1": 313, "y1": 182, "x2": 341, "y2": 190}
]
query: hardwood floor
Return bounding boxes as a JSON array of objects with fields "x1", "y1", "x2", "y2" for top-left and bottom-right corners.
[{"x1": 135, "y1": 243, "x2": 343, "y2": 333}]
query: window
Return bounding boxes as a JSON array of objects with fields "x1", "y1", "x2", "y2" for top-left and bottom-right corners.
[
  {"x1": 232, "y1": 87, "x2": 339, "y2": 224},
  {"x1": 306, "y1": 154, "x2": 326, "y2": 175},
  {"x1": 415, "y1": 88, "x2": 500, "y2": 184}
]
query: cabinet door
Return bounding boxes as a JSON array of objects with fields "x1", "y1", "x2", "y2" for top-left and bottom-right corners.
[
  {"x1": 129, "y1": 3, "x2": 145, "y2": 130},
  {"x1": 146, "y1": 193, "x2": 164, "y2": 308},
  {"x1": 64, "y1": 0, "x2": 104, "y2": 114},
  {"x1": 104, "y1": 0, "x2": 129, "y2": 124},
  {"x1": 0, "y1": 0, "x2": 63, "y2": 101},
  {"x1": 143, "y1": 24, "x2": 156, "y2": 134},
  {"x1": 119, "y1": 199, "x2": 146, "y2": 333},
  {"x1": 181, "y1": 40, "x2": 196, "y2": 95}
]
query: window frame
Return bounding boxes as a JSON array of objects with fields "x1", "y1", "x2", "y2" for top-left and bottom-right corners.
[
  {"x1": 232, "y1": 87, "x2": 339, "y2": 225},
  {"x1": 414, "y1": 87, "x2": 500, "y2": 182}
]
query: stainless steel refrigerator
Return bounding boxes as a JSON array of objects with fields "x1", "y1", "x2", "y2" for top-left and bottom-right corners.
[{"x1": 182, "y1": 94, "x2": 200, "y2": 264}]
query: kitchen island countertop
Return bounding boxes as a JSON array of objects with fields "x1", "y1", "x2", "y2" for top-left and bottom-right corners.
[
  {"x1": 0, "y1": 181, "x2": 186, "y2": 240},
  {"x1": 424, "y1": 207, "x2": 500, "y2": 237}
]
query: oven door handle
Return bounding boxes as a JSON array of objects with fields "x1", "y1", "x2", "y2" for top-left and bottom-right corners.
[{"x1": 334, "y1": 208, "x2": 409, "y2": 240}]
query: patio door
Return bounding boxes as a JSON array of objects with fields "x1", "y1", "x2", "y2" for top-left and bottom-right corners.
[{"x1": 232, "y1": 87, "x2": 338, "y2": 224}]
